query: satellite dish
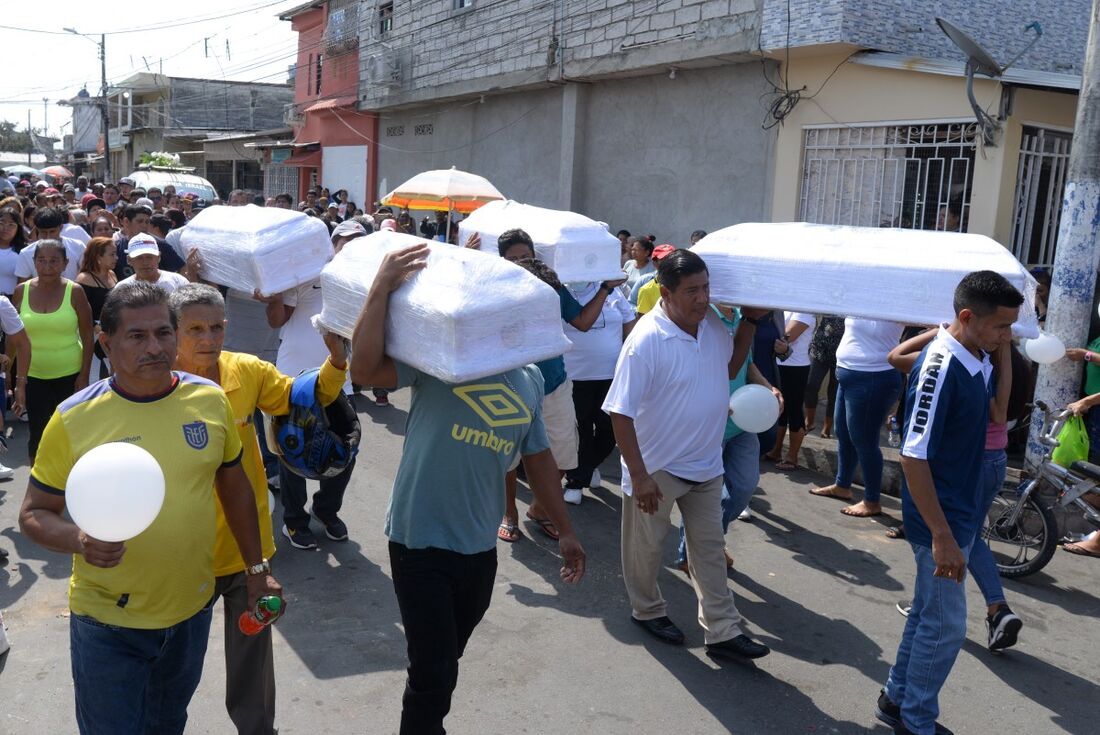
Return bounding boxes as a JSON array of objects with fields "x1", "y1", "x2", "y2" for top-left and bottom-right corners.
[
  {"x1": 935, "y1": 18, "x2": 1043, "y2": 146},
  {"x1": 935, "y1": 18, "x2": 1003, "y2": 77}
]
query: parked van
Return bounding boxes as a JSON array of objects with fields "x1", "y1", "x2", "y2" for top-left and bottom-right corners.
[{"x1": 125, "y1": 167, "x2": 219, "y2": 202}]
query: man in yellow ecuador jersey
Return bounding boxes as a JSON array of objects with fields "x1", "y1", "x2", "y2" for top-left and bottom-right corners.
[{"x1": 18, "y1": 282, "x2": 282, "y2": 735}]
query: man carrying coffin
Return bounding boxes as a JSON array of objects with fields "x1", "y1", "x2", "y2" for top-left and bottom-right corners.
[
  {"x1": 18, "y1": 282, "x2": 281, "y2": 734},
  {"x1": 350, "y1": 243, "x2": 586, "y2": 735},
  {"x1": 604, "y1": 249, "x2": 770, "y2": 659}
]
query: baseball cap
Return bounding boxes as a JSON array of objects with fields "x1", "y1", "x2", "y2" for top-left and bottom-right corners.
[
  {"x1": 331, "y1": 220, "x2": 366, "y2": 241},
  {"x1": 652, "y1": 244, "x2": 676, "y2": 260},
  {"x1": 83, "y1": 197, "x2": 106, "y2": 211},
  {"x1": 63, "y1": 183, "x2": 75, "y2": 192},
  {"x1": 35, "y1": 181, "x2": 48, "y2": 190},
  {"x1": 134, "y1": 197, "x2": 155, "y2": 210},
  {"x1": 126, "y1": 233, "x2": 160, "y2": 258},
  {"x1": 18, "y1": 179, "x2": 30, "y2": 186},
  {"x1": 119, "y1": 177, "x2": 136, "y2": 186},
  {"x1": 45, "y1": 187, "x2": 60, "y2": 195}
]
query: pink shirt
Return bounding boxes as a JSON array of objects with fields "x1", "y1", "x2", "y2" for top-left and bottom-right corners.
[{"x1": 985, "y1": 422, "x2": 1008, "y2": 451}]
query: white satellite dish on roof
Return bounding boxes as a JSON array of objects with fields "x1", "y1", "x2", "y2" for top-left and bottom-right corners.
[{"x1": 935, "y1": 17, "x2": 1043, "y2": 146}]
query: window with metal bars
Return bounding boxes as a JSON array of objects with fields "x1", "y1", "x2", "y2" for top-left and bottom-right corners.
[
  {"x1": 798, "y1": 122, "x2": 976, "y2": 232},
  {"x1": 1010, "y1": 126, "x2": 1072, "y2": 268}
]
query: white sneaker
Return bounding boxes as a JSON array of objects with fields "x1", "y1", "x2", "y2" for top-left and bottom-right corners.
[
  {"x1": 563, "y1": 488, "x2": 583, "y2": 505},
  {"x1": 0, "y1": 463, "x2": 13, "y2": 481},
  {"x1": 0, "y1": 610, "x2": 10, "y2": 655},
  {"x1": 738, "y1": 508, "x2": 753, "y2": 522},
  {"x1": 589, "y1": 469, "x2": 602, "y2": 489}
]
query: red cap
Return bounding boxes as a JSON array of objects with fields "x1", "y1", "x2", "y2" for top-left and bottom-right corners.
[
  {"x1": 81, "y1": 193, "x2": 98, "y2": 207},
  {"x1": 652, "y1": 244, "x2": 676, "y2": 260},
  {"x1": 45, "y1": 187, "x2": 60, "y2": 195}
]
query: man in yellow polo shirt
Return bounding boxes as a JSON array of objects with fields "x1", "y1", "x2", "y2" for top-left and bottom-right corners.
[
  {"x1": 170, "y1": 283, "x2": 347, "y2": 735},
  {"x1": 18, "y1": 282, "x2": 281, "y2": 735}
]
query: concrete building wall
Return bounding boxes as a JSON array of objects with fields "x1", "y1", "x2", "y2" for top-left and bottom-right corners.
[
  {"x1": 169, "y1": 80, "x2": 292, "y2": 131},
  {"x1": 375, "y1": 63, "x2": 774, "y2": 245},
  {"x1": 360, "y1": 0, "x2": 762, "y2": 109},
  {"x1": 760, "y1": 0, "x2": 1088, "y2": 74}
]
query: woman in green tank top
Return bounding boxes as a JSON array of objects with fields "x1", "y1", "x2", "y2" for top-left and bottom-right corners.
[{"x1": 11, "y1": 240, "x2": 94, "y2": 462}]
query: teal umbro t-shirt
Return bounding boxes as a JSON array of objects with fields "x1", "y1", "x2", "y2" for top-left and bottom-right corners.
[{"x1": 386, "y1": 362, "x2": 550, "y2": 554}]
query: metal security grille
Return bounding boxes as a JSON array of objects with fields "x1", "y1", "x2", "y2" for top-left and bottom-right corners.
[
  {"x1": 799, "y1": 123, "x2": 976, "y2": 231},
  {"x1": 1010, "y1": 127, "x2": 1072, "y2": 268},
  {"x1": 264, "y1": 164, "x2": 299, "y2": 200}
]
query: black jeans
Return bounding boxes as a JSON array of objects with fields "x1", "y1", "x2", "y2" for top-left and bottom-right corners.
[
  {"x1": 278, "y1": 458, "x2": 355, "y2": 530},
  {"x1": 564, "y1": 379, "x2": 615, "y2": 489},
  {"x1": 26, "y1": 373, "x2": 78, "y2": 463},
  {"x1": 777, "y1": 364, "x2": 811, "y2": 431},
  {"x1": 804, "y1": 356, "x2": 839, "y2": 419},
  {"x1": 389, "y1": 542, "x2": 497, "y2": 735}
]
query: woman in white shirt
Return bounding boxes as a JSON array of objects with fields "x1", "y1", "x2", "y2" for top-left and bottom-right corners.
[
  {"x1": 765, "y1": 312, "x2": 815, "y2": 470},
  {"x1": 562, "y1": 281, "x2": 637, "y2": 499},
  {"x1": 810, "y1": 318, "x2": 905, "y2": 517}
]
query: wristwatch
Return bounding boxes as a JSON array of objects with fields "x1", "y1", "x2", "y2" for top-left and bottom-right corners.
[{"x1": 245, "y1": 558, "x2": 271, "y2": 576}]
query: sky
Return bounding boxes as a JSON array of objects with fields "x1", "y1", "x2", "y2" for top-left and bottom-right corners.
[{"x1": 0, "y1": 0, "x2": 304, "y2": 145}]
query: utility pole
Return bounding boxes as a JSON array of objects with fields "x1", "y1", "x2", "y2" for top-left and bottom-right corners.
[
  {"x1": 1031, "y1": 0, "x2": 1100, "y2": 461},
  {"x1": 101, "y1": 34, "x2": 112, "y2": 184},
  {"x1": 42, "y1": 98, "x2": 48, "y2": 137},
  {"x1": 27, "y1": 110, "x2": 32, "y2": 165}
]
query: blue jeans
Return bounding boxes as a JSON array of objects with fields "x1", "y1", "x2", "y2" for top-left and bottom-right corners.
[
  {"x1": 834, "y1": 367, "x2": 902, "y2": 504},
  {"x1": 968, "y1": 449, "x2": 1008, "y2": 608},
  {"x1": 885, "y1": 541, "x2": 974, "y2": 735},
  {"x1": 677, "y1": 431, "x2": 760, "y2": 564},
  {"x1": 70, "y1": 601, "x2": 214, "y2": 735}
]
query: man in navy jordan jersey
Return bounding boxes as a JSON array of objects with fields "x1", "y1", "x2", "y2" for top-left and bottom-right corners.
[{"x1": 876, "y1": 271, "x2": 1022, "y2": 735}]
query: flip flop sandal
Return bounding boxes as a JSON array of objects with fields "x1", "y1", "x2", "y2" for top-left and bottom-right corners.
[
  {"x1": 809, "y1": 486, "x2": 852, "y2": 501},
  {"x1": 775, "y1": 461, "x2": 800, "y2": 471},
  {"x1": 525, "y1": 512, "x2": 560, "y2": 541},
  {"x1": 841, "y1": 505, "x2": 882, "y2": 518},
  {"x1": 1062, "y1": 542, "x2": 1100, "y2": 558},
  {"x1": 885, "y1": 526, "x2": 906, "y2": 540},
  {"x1": 497, "y1": 522, "x2": 520, "y2": 543}
]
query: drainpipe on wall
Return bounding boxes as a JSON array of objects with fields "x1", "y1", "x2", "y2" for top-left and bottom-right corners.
[{"x1": 1029, "y1": 0, "x2": 1100, "y2": 463}]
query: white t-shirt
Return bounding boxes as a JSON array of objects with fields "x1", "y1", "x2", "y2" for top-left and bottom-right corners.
[
  {"x1": 118, "y1": 270, "x2": 190, "y2": 294},
  {"x1": 602, "y1": 302, "x2": 732, "y2": 495},
  {"x1": 276, "y1": 278, "x2": 328, "y2": 380},
  {"x1": 0, "y1": 295, "x2": 25, "y2": 336},
  {"x1": 62, "y1": 223, "x2": 91, "y2": 245},
  {"x1": 782, "y1": 312, "x2": 816, "y2": 367},
  {"x1": 16, "y1": 238, "x2": 86, "y2": 282},
  {"x1": 564, "y1": 283, "x2": 636, "y2": 381},
  {"x1": 0, "y1": 247, "x2": 20, "y2": 295},
  {"x1": 836, "y1": 318, "x2": 905, "y2": 372}
]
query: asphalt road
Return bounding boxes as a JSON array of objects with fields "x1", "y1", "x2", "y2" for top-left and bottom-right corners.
[{"x1": 1, "y1": 388, "x2": 1098, "y2": 734}]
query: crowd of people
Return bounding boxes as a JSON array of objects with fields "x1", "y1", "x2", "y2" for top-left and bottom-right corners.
[{"x1": 0, "y1": 165, "x2": 1098, "y2": 735}]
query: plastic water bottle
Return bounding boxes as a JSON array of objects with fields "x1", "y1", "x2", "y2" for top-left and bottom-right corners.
[
  {"x1": 888, "y1": 417, "x2": 901, "y2": 448},
  {"x1": 238, "y1": 595, "x2": 283, "y2": 636}
]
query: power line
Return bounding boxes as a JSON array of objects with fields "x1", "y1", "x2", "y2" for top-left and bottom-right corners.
[{"x1": 0, "y1": 0, "x2": 289, "y2": 36}]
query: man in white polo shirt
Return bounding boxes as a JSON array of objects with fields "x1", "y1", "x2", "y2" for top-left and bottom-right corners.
[
  {"x1": 117, "y1": 234, "x2": 191, "y2": 294},
  {"x1": 603, "y1": 249, "x2": 770, "y2": 660}
]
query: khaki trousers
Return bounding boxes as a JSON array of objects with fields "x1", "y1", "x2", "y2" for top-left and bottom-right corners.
[{"x1": 621, "y1": 470, "x2": 744, "y2": 645}]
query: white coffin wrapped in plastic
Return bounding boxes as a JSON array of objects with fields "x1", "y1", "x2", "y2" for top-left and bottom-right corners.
[
  {"x1": 180, "y1": 204, "x2": 333, "y2": 296},
  {"x1": 458, "y1": 199, "x2": 623, "y2": 283},
  {"x1": 318, "y1": 231, "x2": 572, "y2": 383},
  {"x1": 693, "y1": 223, "x2": 1041, "y2": 338}
]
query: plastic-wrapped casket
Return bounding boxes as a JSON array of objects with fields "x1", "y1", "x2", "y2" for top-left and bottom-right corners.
[
  {"x1": 692, "y1": 223, "x2": 1041, "y2": 338},
  {"x1": 458, "y1": 199, "x2": 623, "y2": 283},
  {"x1": 318, "y1": 230, "x2": 572, "y2": 383},
  {"x1": 180, "y1": 204, "x2": 333, "y2": 296}
]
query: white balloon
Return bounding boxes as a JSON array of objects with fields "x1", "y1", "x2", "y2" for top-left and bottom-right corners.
[
  {"x1": 66, "y1": 443, "x2": 165, "y2": 543},
  {"x1": 1023, "y1": 331, "x2": 1065, "y2": 365},
  {"x1": 728, "y1": 384, "x2": 781, "y2": 433}
]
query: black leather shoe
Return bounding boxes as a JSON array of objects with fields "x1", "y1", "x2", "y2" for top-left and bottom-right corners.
[
  {"x1": 631, "y1": 615, "x2": 685, "y2": 644},
  {"x1": 875, "y1": 689, "x2": 954, "y2": 735},
  {"x1": 705, "y1": 634, "x2": 770, "y2": 660}
]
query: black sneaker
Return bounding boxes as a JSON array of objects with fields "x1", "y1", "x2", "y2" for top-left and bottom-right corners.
[
  {"x1": 987, "y1": 605, "x2": 1023, "y2": 652},
  {"x1": 896, "y1": 600, "x2": 912, "y2": 617},
  {"x1": 875, "y1": 689, "x2": 954, "y2": 734},
  {"x1": 282, "y1": 524, "x2": 318, "y2": 550},
  {"x1": 318, "y1": 515, "x2": 349, "y2": 542},
  {"x1": 630, "y1": 615, "x2": 685, "y2": 645}
]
